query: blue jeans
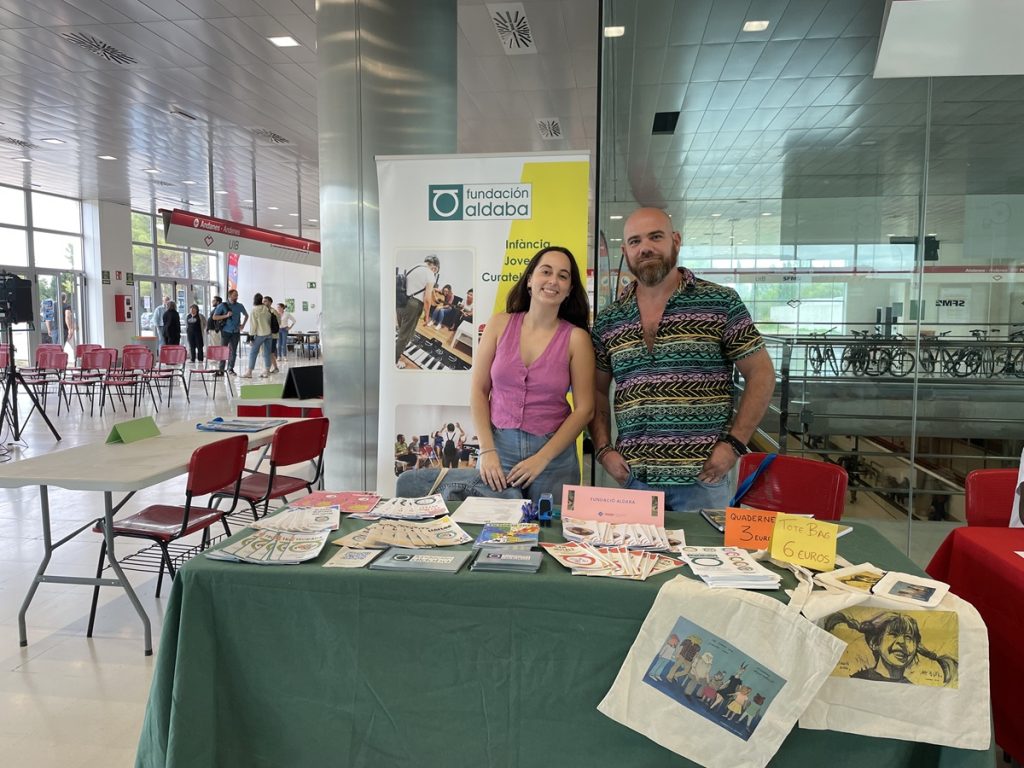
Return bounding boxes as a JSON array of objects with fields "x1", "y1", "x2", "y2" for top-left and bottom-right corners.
[
  {"x1": 395, "y1": 468, "x2": 523, "y2": 502},
  {"x1": 491, "y1": 427, "x2": 579, "y2": 506},
  {"x1": 278, "y1": 329, "x2": 289, "y2": 357},
  {"x1": 624, "y1": 474, "x2": 732, "y2": 513},
  {"x1": 247, "y1": 334, "x2": 272, "y2": 371}
]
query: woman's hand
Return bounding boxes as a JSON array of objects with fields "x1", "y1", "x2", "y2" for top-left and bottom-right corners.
[
  {"x1": 478, "y1": 450, "x2": 508, "y2": 491},
  {"x1": 507, "y1": 454, "x2": 550, "y2": 490},
  {"x1": 599, "y1": 449, "x2": 631, "y2": 486}
]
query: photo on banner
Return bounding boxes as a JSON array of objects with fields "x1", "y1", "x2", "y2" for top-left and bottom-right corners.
[
  {"x1": 393, "y1": 404, "x2": 476, "y2": 473},
  {"x1": 395, "y1": 248, "x2": 475, "y2": 371}
]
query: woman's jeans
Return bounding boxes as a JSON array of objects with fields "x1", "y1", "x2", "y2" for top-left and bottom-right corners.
[
  {"x1": 396, "y1": 468, "x2": 522, "y2": 501},
  {"x1": 247, "y1": 334, "x2": 272, "y2": 371},
  {"x1": 492, "y1": 427, "x2": 579, "y2": 505}
]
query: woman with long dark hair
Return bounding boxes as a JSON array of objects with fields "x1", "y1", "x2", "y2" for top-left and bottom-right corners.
[{"x1": 470, "y1": 246, "x2": 595, "y2": 504}]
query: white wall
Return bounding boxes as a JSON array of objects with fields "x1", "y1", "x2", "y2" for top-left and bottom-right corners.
[
  {"x1": 235, "y1": 255, "x2": 322, "y2": 333},
  {"x1": 83, "y1": 200, "x2": 136, "y2": 350}
]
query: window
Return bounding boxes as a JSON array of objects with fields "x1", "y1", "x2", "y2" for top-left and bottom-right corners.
[
  {"x1": 33, "y1": 231, "x2": 83, "y2": 271},
  {"x1": 0, "y1": 226, "x2": 28, "y2": 267},
  {"x1": 0, "y1": 185, "x2": 26, "y2": 226},
  {"x1": 132, "y1": 212, "x2": 154, "y2": 244},
  {"x1": 133, "y1": 245, "x2": 153, "y2": 275},
  {"x1": 31, "y1": 192, "x2": 81, "y2": 233}
]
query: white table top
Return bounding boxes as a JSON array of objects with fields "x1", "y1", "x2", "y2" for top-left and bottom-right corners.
[
  {"x1": 0, "y1": 418, "x2": 291, "y2": 493},
  {"x1": 235, "y1": 398, "x2": 324, "y2": 409}
]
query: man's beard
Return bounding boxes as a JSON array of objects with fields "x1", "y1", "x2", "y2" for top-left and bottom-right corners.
[{"x1": 629, "y1": 253, "x2": 674, "y2": 286}]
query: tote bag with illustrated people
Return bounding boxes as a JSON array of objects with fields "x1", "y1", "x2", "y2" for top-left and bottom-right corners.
[
  {"x1": 597, "y1": 575, "x2": 846, "y2": 768},
  {"x1": 798, "y1": 589, "x2": 991, "y2": 751}
]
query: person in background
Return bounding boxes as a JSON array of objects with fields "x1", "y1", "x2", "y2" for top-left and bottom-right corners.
[
  {"x1": 211, "y1": 290, "x2": 247, "y2": 374},
  {"x1": 263, "y1": 295, "x2": 280, "y2": 373},
  {"x1": 207, "y1": 295, "x2": 223, "y2": 348},
  {"x1": 185, "y1": 304, "x2": 205, "y2": 363},
  {"x1": 241, "y1": 291, "x2": 272, "y2": 378},
  {"x1": 152, "y1": 296, "x2": 169, "y2": 352},
  {"x1": 590, "y1": 207, "x2": 775, "y2": 512},
  {"x1": 396, "y1": 254, "x2": 439, "y2": 368},
  {"x1": 60, "y1": 292, "x2": 75, "y2": 347},
  {"x1": 277, "y1": 302, "x2": 295, "y2": 361},
  {"x1": 428, "y1": 284, "x2": 455, "y2": 328},
  {"x1": 163, "y1": 299, "x2": 181, "y2": 347},
  {"x1": 471, "y1": 246, "x2": 595, "y2": 505}
]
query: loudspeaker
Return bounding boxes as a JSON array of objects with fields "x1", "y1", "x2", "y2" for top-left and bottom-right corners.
[{"x1": 0, "y1": 275, "x2": 33, "y2": 324}]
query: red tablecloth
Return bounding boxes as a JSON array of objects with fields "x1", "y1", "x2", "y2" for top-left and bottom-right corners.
[{"x1": 927, "y1": 527, "x2": 1024, "y2": 763}]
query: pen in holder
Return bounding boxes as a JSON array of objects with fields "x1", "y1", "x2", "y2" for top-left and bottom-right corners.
[{"x1": 520, "y1": 500, "x2": 537, "y2": 523}]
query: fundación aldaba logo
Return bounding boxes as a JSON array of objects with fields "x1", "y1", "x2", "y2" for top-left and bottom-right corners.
[{"x1": 428, "y1": 183, "x2": 532, "y2": 221}]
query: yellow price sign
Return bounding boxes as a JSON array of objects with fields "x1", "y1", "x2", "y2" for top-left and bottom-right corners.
[{"x1": 769, "y1": 513, "x2": 839, "y2": 571}]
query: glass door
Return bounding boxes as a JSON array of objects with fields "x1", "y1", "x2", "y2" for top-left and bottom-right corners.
[{"x1": 31, "y1": 270, "x2": 84, "y2": 362}]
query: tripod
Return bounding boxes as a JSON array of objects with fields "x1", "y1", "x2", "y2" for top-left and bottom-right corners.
[{"x1": 0, "y1": 323, "x2": 61, "y2": 442}]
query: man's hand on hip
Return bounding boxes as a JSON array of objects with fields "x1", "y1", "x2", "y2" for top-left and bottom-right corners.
[
  {"x1": 697, "y1": 442, "x2": 738, "y2": 484},
  {"x1": 599, "y1": 449, "x2": 631, "y2": 486}
]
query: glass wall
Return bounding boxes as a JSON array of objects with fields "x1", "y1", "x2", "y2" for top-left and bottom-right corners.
[
  {"x1": 598, "y1": 0, "x2": 1024, "y2": 550},
  {"x1": 0, "y1": 184, "x2": 85, "y2": 363},
  {"x1": 130, "y1": 211, "x2": 220, "y2": 336}
]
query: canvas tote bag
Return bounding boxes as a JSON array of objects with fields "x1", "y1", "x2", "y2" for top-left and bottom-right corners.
[
  {"x1": 798, "y1": 588, "x2": 990, "y2": 750},
  {"x1": 598, "y1": 575, "x2": 846, "y2": 768}
]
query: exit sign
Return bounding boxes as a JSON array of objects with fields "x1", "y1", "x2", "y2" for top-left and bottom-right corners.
[{"x1": 307, "y1": 281, "x2": 317, "y2": 288}]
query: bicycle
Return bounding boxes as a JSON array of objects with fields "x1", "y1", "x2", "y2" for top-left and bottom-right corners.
[
  {"x1": 840, "y1": 329, "x2": 891, "y2": 377},
  {"x1": 920, "y1": 331, "x2": 982, "y2": 377},
  {"x1": 806, "y1": 327, "x2": 839, "y2": 376},
  {"x1": 887, "y1": 332, "x2": 915, "y2": 377}
]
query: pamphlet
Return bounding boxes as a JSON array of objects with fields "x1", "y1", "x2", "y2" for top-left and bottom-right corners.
[
  {"x1": 472, "y1": 522, "x2": 540, "y2": 550},
  {"x1": 332, "y1": 515, "x2": 472, "y2": 549},
  {"x1": 323, "y1": 547, "x2": 382, "y2": 569},
  {"x1": 205, "y1": 529, "x2": 330, "y2": 565},
  {"x1": 449, "y1": 497, "x2": 530, "y2": 526},
  {"x1": 470, "y1": 549, "x2": 544, "y2": 573},
  {"x1": 678, "y1": 545, "x2": 781, "y2": 589},
  {"x1": 368, "y1": 547, "x2": 473, "y2": 574},
  {"x1": 196, "y1": 417, "x2": 287, "y2": 433},
  {"x1": 561, "y1": 516, "x2": 673, "y2": 550},
  {"x1": 700, "y1": 508, "x2": 726, "y2": 532},
  {"x1": 352, "y1": 494, "x2": 448, "y2": 520},
  {"x1": 251, "y1": 505, "x2": 340, "y2": 533},
  {"x1": 540, "y1": 541, "x2": 685, "y2": 581},
  {"x1": 290, "y1": 491, "x2": 381, "y2": 514}
]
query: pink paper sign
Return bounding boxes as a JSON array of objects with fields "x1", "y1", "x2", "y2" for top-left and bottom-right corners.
[{"x1": 560, "y1": 484, "x2": 665, "y2": 526}]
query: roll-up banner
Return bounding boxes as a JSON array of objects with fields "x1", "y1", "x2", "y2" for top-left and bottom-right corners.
[{"x1": 376, "y1": 152, "x2": 590, "y2": 494}]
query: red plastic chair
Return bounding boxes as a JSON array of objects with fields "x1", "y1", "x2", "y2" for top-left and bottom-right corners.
[
  {"x1": 735, "y1": 452, "x2": 848, "y2": 521},
  {"x1": 86, "y1": 435, "x2": 250, "y2": 635},
  {"x1": 102, "y1": 347, "x2": 158, "y2": 415},
  {"x1": 188, "y1": 345, "x2": 234, "y2": 399},
  {"x1": 964, "y1": 469, "x2": 1018, "y2": 526},
  {"x1": 21, "y1": 349, "x2": 67, "y2": 409},
  {"x1": 211, "y1": 417, "x2": 330, "y2": 520},
  {"x1": 148, "y1": 344, "x2": 190, "y2": 406},
  {"x1": 58, "y1": 349, "x2": 112, "y2": 416}
]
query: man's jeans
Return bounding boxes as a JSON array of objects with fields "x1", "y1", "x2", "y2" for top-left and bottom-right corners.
[
  {"x1": 396, "y1": 468, "x2": 522, "y2": 502},
  {"x1": 220, "y1": 330, "x2": 240, "y2": 371},
  {"x1": 624, "y1": 474, "x2": 733, "y2": 512}
]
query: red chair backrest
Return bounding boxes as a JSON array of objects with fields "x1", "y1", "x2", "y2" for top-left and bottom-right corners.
[
  {"x1": 35, "y1": 344, "x2": 61, "y2": 365},
  {"x1": 36, "y1": 349, "x2": 68, "y2": 371},
  {"x1": 188, "y1": 435, "x2": 250, "y2": 496},
  {"x1": 98, "y1": 347, "x2": 118, "y2": 368},
  {"x1": 736, "y1": 452, "x2": 848, "y2": 521},
  {"x1": 122, "y1": 348, "x2": 154, "y2": 370},
  {"x1": 206, "y1": 345, "x2": 229, "y2": 362},
  {"x1": 159, "y1": 344, "x2": 187, "y2": 365},
  {"x1": 0, "y1": 347, "x2": 8, "y2": 368},
  {"x1": 79, "y1": 350, "x2": 110, "y2": 370},
  {"x1": 964, "y1": 469, "x2": 1018, "y2": 526},
  {"x1": 271, "y1": 417, "x2": 330, "y2": 467},
  {"x1": 75, "y1": 343, "x2": 100, "y2": 361}
]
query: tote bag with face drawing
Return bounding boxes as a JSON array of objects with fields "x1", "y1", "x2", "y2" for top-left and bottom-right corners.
[
  {"x1": 597, "y1": 575, "x2": 846, "y2": 768},
  {"x1": 798, "y1": 588, "x2": 990, "y2": 751}
]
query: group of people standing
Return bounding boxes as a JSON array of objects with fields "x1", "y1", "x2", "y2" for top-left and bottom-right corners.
[{"x1": 463, "y1": 206, "x2": 776, "y2": 510}]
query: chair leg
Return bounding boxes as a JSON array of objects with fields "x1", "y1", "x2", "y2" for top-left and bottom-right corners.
[
  {"x1": 155, "y1": 542, "x2": 175, "y2": 598},
  {"x1": 86, "y1": 539, "x2": 107, "y2": 638}
]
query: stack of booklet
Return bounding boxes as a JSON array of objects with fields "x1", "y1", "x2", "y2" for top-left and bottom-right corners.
[
  {"x1": 206, "y1": 506, "x2": 340, "y2": 565},
  {"x1": 678, "y1": 545, "x2": 782, "y2": 589},
  {"x1": 351, "y1": 494, "x2": 448, "y2": 521},
  {"x1": 540, "y1": 541, "x2": 686, "y2": 581},
  {"x1": 368, "y1": 547, "x2": 473, "y2": 574},
  {"x1": 332, "y1": 515, "x2": 472, "y2": 549},
  {"x1": 470, "y1": 549, "x2": 544, "y2": 573},
  {"x1": 472, "y1": 522, "x2": 540, "y2": 551},
  {"x1": 561, "y1": 516, "x2": 685, "y2": 552},
  {"x1": 290, "y1": 491, "x2": 381, "y2": 514}
]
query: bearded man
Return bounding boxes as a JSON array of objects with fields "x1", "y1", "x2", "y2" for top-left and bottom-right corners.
[{"x1": 589, "y1": 208, "x2": 776, "y2": 511}]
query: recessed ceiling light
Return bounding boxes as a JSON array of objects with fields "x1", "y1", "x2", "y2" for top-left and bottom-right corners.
[
  {"x1": 98, "y1": 154, "x2": 117, "y2": 160},
  {"x1": 243, "y1": 199, "x2": 253, "y2": 203},
  {"x1": 273, "y1": 223, "x2": 284, "y2": 228},
  {"x1": 182, "y1": 180, "x2": 196, "y2": 185},
  {"x1": 41, "y1": 138, "x2": 65, "y2": 145},
  {"x1": 610, "y1": 238, "x2": 622, "y2": 242},
  {"x1": 927, "y1": 233, "x2": 937, "y2": 237},
  {"x1": 742, "y1": 20, "x2": 770, "y2": 32},
  {"x1": 307, "y1": 218, "x2": 318, "y2": 223},
  {"x1": 711, "y1": 213, "x2": 722, "y2": 217},
  {"x1": 268, "y1": 36, "x2": 299, "y2": 47},
  {"x1": 16, "y1": 157, "x2": 31, "y2": 163},
  {"x1": 609, "y1": 215, "x2": 623, "y2": 220},
  {"x1": 761, "y1": 212, "x2": 772, "y2": 216},
  {"x1": 887, "y1": 233, "x2": 895, "y2": 237},
  {"x1": 603, "y1": 26, "x2": 626, "y2": 38},
  {"x1": 268, "y1": 206, "x2": 279, "y2": 210},
  {"x1": 215, "y1": 190, "x2": 228, "y2": 194},
  {"x1": 289, "y1": 213, "x2": 299, "y2": 217},
  {"x1": 143, "y1": 168, "x2": 159, "y2": 174}
]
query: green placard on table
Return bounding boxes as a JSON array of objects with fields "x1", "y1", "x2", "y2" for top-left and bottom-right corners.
[
  {"x1": 106, "y1": 416, "x2": 161, "y2": 444},
  {"x1": 240, "y1": 383, "x2": 284, "y2": 399}
]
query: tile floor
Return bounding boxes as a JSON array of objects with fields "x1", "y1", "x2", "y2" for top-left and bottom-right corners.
[{"x1": 0, "y1": 360, "x2": 984, "y2": 766}]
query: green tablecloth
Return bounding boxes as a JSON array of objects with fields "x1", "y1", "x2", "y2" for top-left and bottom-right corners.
[{"x1": 136, "y1": 515, "x2": 992, "y2": 768}]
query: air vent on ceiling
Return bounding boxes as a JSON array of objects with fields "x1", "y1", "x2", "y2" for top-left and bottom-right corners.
[
  {"x1": 488, "y1": 3, "x2": 536, "y2": 55},
  {"x1": 652, "y1": 111, "x2": 679, "y2": 135},
  {"x1": 252, "y1": 128, "x2": 290, "y2": 144},
  {"x1": 152, "y1": 180, "x2": 176, "y2": 188},
  {"x1": 1, "y1": 136, "x2": 38, "y2": 149},
  {"x1": 170, "y1": 106, "x2": 198, "y2": 122},
  {"x1": 537, "y1": 118, "x2": 562, "y2": 140},
  {"x1": 61, "y1": 32, "x2": 137, "y2": 64}
]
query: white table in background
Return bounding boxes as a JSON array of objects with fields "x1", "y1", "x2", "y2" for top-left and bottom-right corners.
[{"x1": 0, "y1": 418, "x2": 292, "y2": 655}]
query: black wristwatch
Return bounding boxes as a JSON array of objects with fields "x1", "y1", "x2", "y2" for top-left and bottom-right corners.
[{"x1": 718, "y1": 433, "x2": 749, "y2": 457}]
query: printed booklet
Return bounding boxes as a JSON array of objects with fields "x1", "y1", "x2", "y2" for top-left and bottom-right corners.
[
  {"x1": 540, "y1": 541, "x2": 685, "y2": 581},
  {"x1": 331, "y1": 515, "x2": 472, "y2": 549},
  {"x1": 470, "y1": 549, "x2": 544, "y2": 573},
  {"x1": 205, "y1": 529, "x2": 330, "y2": 565},
  {"x1": 289, "y1": 491, "x2": 381, "y2": 514},
  {"x1": 472, "y1": 522, "x2": 540, "y2": 550},
  {"x1": 678, "y1": 545, "x2": 781, "y2": 589},
  {"x1": 352, "y1": 494, "x2": 448, "y2": 520},
  {"x1": 251, "y1": 505, "x2": 340, "y2": 534},
  {"x1": 368, "y1": 547, "x2": 473, "y2": 574},
  {"x1": 561, "y1": 516, "x2": 682, "y2": 551}
]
